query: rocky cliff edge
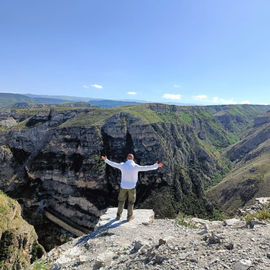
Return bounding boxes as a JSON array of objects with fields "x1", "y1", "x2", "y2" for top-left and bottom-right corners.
[{"x1": 36, "y1": 204, "x2": 270, "y2": 270}]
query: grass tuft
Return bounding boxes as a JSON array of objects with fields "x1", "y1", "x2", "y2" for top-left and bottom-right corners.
[
  {"x1": 244, "y1": 209, "x2": 270, "y2": 221},
  {"x1": 176, "y1": 213, "x2": 198, "y2": 229}
]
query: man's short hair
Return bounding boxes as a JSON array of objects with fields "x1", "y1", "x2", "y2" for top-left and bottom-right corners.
[{"x1": 127, "y1": 153, "x2": 134, "y2": 160}]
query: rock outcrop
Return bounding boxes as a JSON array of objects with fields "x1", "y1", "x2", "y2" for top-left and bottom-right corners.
[
  {"x1": 0, "y1": 190, "x2": 44, "y2": 269},
  {"x1": 38, "y1": 206, "x2": 270, "y2": 270}
]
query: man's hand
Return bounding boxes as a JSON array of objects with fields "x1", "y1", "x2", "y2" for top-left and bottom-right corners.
[
  {"x1": 156, "y1": 161, "x2": 163, "y2": 168},
  {"x1": 101, "y1": 156, "x2": 107, "y2": 161}
]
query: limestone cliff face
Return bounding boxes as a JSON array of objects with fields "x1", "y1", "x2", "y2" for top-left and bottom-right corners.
[
  {"x1": 0, "y1": 104, "x2": 268, "y2": 250},
  {"x1": 0, "y1": 191, "x2": 44, "y2": 269}
]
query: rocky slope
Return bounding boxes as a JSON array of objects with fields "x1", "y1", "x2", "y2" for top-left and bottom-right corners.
[
  {"x1": 0, "y1": 190, "x2": 44, "y2": 269},
  {"x1": 207, "y1": 110, "x2": 270, "y2": 213},
  {"x1": 37, "y1": 201, "x2": 270, "y2": 270},
  {"x1": 0, "y1": 103, "x2": 269, "y2": 251}
]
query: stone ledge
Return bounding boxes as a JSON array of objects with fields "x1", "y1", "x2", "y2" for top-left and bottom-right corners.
[
  {"x1": 92, "y1": 208, "x2": 155, "y2": 237},
  {"x1": 255, "y1": 197, "x2": 270, "y2": 205}
]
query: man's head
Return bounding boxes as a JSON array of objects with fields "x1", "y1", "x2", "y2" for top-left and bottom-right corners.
[{"x1": 126, "y1": 153, "x2": 134, "y2": 160}]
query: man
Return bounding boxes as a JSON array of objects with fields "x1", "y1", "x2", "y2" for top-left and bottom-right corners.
[{"x1": 101, "y1": 154, "x2": 163, "y2": 221}]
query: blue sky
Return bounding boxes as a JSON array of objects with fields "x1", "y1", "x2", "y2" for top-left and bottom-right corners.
[{"x1": 1, "y1": 0, "x2": 270, "y2": 105}]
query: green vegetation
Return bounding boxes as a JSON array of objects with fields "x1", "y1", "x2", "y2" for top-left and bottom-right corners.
[
  {"x1": 31, "y1": 259, "x2": 51, "y2": 270},
  {"x1": 0, "y1": 126, "x2": 9, "y2": 132},
  {"x1": 60, "y1": 109, "x2": 115, "y2": 127},
  {"x1": 244, "y1": 209, "x2": 270, "y2": 222},
  {"x1": 0, "y1": 231, "x2": 13, "y2": 265},
  {"x1": 156, "y1": 111, "x2": 184, "y2": 125},
  {"x1": 207, "y1": 141, "x2": 270, "y2": 213},
  {"x1": 61, "y1": 104, "x2": 162, "y2": 127},
  {"x1": 176, "y1": 213, "x2": 198, "y2": 229},
  {"x1": 204, "y1": 158, "x2": 232, "y2": 190},
  {"x1": 180, "y1": 112, "x2": 194, "y2": 123},
  {"x1": 0, "y1": 190, "x2": 44, "y2": 269},
  {"x1": 177, "y1": 194, "x2": 217, "y2": 219},
  {"x1": 14, "y1": 106, "x2": 87, "y2": 116},
  {"x1": 140, "y1": 186, "x2": 177, "y2": 218},
  {"x1": 0, "y1": 190, "x2": 16, "y2": 231},
  {"x1": 140, "y1": 186, "x2": 222, "y2": 220},
  {"x1": 31, "y1": 243, "x2": 45, "y2": 263}
]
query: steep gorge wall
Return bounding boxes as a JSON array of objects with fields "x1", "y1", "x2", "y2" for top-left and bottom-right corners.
[
  {"x1": 1, "y1": 104, "x2": 267, "y2": 250},
  {"x1": 207, "y1": 113, "x2": 270, "y2": 212}
]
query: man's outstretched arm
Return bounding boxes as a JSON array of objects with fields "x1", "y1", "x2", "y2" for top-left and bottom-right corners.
[
  {"x1": 136, "y1": 161, "x2": 163, "y2": 172},
  {"x1": 102, "y1": 156, "x2": 123, "y2": 170}
]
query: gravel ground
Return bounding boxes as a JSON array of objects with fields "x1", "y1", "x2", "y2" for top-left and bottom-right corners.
[{"x1": 40, "y1": 208, "x2": 270, "y2": 270}]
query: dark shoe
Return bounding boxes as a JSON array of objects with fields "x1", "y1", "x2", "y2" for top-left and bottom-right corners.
[{"x1": 127, "y1": 215, "x2": 135, "y2": 222}]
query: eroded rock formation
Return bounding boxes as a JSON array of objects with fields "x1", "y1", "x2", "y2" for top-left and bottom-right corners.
[{"x1": 0, "y1": 104, "x2": 269, "y2": 250}]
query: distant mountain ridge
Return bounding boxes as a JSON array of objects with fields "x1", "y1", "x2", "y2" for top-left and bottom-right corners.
[
  {"x1": 0, "y1": 93, "x2": 35, "y2": 107},
  {"x1": 0, "y1": 92, "x2": 193, "y2": 108},
  {"x1": 0, "y1": 92, "x2": 144, "y2": 108}
]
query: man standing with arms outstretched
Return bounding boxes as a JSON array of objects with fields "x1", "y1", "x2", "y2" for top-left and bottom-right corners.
[{"x1": 102, "y1": 154, "x2": 163, "y2": 221}]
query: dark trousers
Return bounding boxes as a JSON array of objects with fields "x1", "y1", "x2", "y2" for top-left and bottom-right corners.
[{"x1": 117, "y1": 188, "x2": 136, "y2": 219}]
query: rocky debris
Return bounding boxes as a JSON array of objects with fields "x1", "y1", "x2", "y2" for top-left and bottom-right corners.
[
  {"x1": 0, "y1": 117, "x2": 17, "y2": 128},
  {"x1": 224, "y1": 242, "x2": 234, "y2": 250},
  {"x1": 232, "y1": 259, "x2": 252, "y2": 270},
  {"x1": 222, "y1": 218, "x2": 246, "y2": 228},
  {"x1": 255, "y1": 197, "x2": 270, "y2": 204},
  {"x1": 246, "y1": 219, "x2": 268, "y2": 229},
  {"x1": 203, "y1": 232, "x2": 223, "y2": 245},
  {"x1": 238, "y1": 197, "x2": 270, "y2": 217},
  {"x1": 37, "y1": 207, "x2": 270, "y2": 270}
]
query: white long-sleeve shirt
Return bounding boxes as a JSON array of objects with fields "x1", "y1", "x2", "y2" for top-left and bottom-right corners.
[{"x1": 105, "y1": 159, "x2": 158, "y2": 189}]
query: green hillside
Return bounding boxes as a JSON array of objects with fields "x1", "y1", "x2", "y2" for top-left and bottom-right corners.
[
  {"x1": 0, "y1": 93, "x2": 34, "y2": 107},
  {"x1": 207, "y1": 113, "x2": 270, "y2": 214},
  {"x1": 0, "y1": 190, "x2": 44, "y2": 269}
]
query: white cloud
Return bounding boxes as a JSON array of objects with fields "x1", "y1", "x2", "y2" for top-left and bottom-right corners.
[
  {"x1": 173, "y1": 84, "x2": 181, "y2": 88},
  {"x1": 193, "y1": 95, "x2": 207, "y2": 101},
  {"x1": 163, "y1": 93, "x2": 182, "y2": 100},
  {"x1": 220, "y1": 98, "x2": 237, "y2": 104},
  {"x1": 127, "y1": 91, "x2": 137, "y2": 95},
  {"x1": 82, "y1": 84, "x2": 90, "y2": 89},
  {"x1": 91, "y1": 84, "x2": 103, "y2": 89},
  {"x1": 212, "y1": 97, "x2": 237, "y2": 104},
  {"x1": 213, "y1": 97, "x2": 219, "y2": 103},
  {"x1": 240, "y1": 100, "x2": 251, "y2": 104}
]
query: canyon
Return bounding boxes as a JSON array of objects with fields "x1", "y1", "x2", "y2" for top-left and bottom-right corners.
[{"x1": 0, "y1": 103, "x2": 270, "y2": 254}]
